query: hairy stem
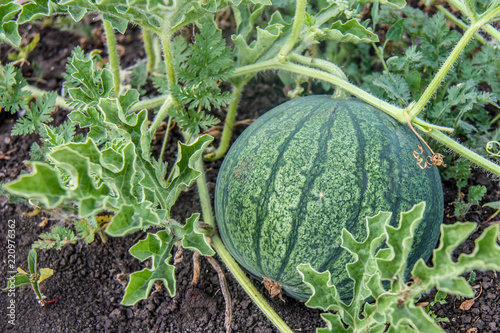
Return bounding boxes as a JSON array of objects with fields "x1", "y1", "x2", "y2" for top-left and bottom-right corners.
[
  {"x1": 288, "y1": 53, "x2": 349, "y2": 99},
  {"x1": 130, "y1": 94, "x2": 169, "y2": 112},
  {"x1": 407, "y1": 21, "x2": 481, "y2": 119},
  {"x1": 446, "y1": 0, "x2": 500, "y2": 42},
  {"x1": 418, "y1": 125, "x2": 500, "y2": 176},
  {"x1": 159, "y1": 32, "x2": 178, "y2": 98},
  {"x1": 142, "y1": 28, "x2": 156, "y2": 73},
  {"x1": 232, "y1": 58, "x2": 405, "y2": 122},
  {"x1": 148, "y1": 96, "x2": 173, "y2": 136},
  {"x1": 204, "y1": 82, "x2": 247, "y2": 161},
  {"x1": 278, "y1": 0, "x2": 307, "y2": 62},
  {"x1": 159, "y1": 116, "x2": 172, "y2": 162},
  {"x1": 195, "y1": 157, "x2": 293, "y2": 333},
  {"x1": 103, "y1": 21, "x2": 121, "y2": 96}
]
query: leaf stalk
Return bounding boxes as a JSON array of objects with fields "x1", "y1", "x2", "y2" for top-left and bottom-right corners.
[
  {"x1": 278, "y1": 0, "x2": 307, "y2": 63},
  {"x1": 102, "y1": 21, "x2": 121, "y2": 96},
  {"x1": 204, "y1": 81, "x2": 248, "y2": 161}
]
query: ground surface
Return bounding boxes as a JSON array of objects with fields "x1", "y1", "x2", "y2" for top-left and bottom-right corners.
[{"x1": 1, "y1": 12, "x2": 499, "y2": 333}]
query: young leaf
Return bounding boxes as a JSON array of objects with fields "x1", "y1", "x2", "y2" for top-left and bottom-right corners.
[
  {"x1": 34, "y1": 225, "x2": 78, "y2": 250},
  {"x1": 232, "y1": 11, "x2": 288, "y2": 67},
  {"x1": 172, "y1": 213, "x2": 215, "y2": 256},
  {"x1": 122, "y1": 230, "x2": 178, "y2": 305},
  {"x1": 64, "y1": 46, "x2": 114, "y2": 110},
  {"x1": 28, "y1": 249, "x2": 38, "y2": 275},
  {"x1": 0, "y1": 63, "x2": 30, "y2": 113},
  {"x1": 12, "y1": 92, "x2": 56, "y2": 135},
  {"x1": 3, "y1": 163, "x2": 69, "y2": 208}
]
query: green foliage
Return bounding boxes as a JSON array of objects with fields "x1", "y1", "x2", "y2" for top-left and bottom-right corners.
[
  {"x1": 0, "y1": 63, "x2": 30, "y2": 113},
  {"x1": 3, "y1": 249, "x2": 54, "y2": 306},
  {"x1": 63, "y1": 46, "x2": 114, "y2": 110},
  {"x1": 298, "y1": 202, "x2": 500, "y2": 332},
  {"x1": 424, "y1": 291, "x2": 449, "y2": 323},
  {"x1": 169, "y1": 22, "x2": 234, "y2": 136},
  {"x1": 12, "y1": 92, "x2": 56, "y2": 135},
  {"x1": 34, "y1": 226, "x2": 79, "y2": 250},
  {"x1": 2, "y1": 0, "x2": 500, "y2": 328}
]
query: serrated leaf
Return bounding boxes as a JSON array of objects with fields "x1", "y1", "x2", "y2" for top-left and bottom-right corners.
[
  {"x1": 298, "y1": 263, "x2": 343, "y2": 312},
  {"x1": 3, "y1": 163, "x2": 68, "y2": 208},
  {"x1": 413, "y1": 223, "x2": 500, "y2": 297},
  {"x1": 376, "y1": 202, "x2": 425, "y2": 280},
  {"x1": 0, "y1": 2, "x2": 22, "y2": 45},
  {"x1": 232, "y1": 11, "x2": 287, "y2": 67},
  {"x1": 323, "y1": 19, "x2": 379, "y2": 43},
  {"x1": 300, "y1": 203, "x2": 452, "y2": 332},
  {"x1": 164, "y1": 135, "x2": 213, "y2": 211},
  {"x1": 122, "y1": 230, "x2": 178, "y2": 305},
  {"x1": 0, "y1": 63, "x2": 30, "y2": 113},
  {"x1": 172, "y1": 213, "x2": 214, "y2": 256},
  {"x1": 106, "y1": 202, "x2": 160, "y2": 237},
  {"x1": 317, "y1": 313, "x2": 353, "y2": 333},
  {"x1": 12, "y1": 92, "x2": 56, "y2": 135},
  {"x1": 467, "y1": 185, "x2": 486, "y2": 205}
]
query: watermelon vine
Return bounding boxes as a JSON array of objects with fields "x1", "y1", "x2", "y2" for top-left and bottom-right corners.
[{"x1": 1, "y1": 1, "x2": 500, "y2": 333}]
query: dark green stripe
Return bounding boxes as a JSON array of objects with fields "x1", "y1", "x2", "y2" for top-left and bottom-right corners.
[
  {"x1": 275, "y1": 104, "x2": 338, "y2": 280},
  {"x1": 254, "y1": 101, "x2": 322, "y2": 273}
]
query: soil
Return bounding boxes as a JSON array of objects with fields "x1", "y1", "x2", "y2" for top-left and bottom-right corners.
[{"x1": 1, "y1": 11, "x2": 500, "y2": 333}]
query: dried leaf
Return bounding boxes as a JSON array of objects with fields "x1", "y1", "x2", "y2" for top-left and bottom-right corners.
[
  {"x1": 459, "y1": 285, "x2": 482, "y2": 311},
  {"x1": 459, "y1": 298, "x2": 475, "y2": 311}
]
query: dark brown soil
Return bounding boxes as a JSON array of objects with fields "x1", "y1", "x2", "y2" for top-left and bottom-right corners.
[{"x1": 1, "y1": 14, "x2": 499, "y2": 333}]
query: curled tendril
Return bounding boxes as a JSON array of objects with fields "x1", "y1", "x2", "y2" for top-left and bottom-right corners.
[
  {"x1": 486, "y1": 141, "x2": 500, "y2": 158},
  {"x1": 405, "y1": 112, "x2": 447, "y2": 170},
  {"x1": 413, "y1": 145, "x2": 447, "y2": 169}
]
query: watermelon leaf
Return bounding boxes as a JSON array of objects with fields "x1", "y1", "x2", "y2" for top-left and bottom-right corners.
[
  {"x1": 172, "y1": 213, "x2": 215, "y2": 256},
  {"x1": 0, "y1": 1, "x2": 22, "y2": 46},
  {"x1": 122, "y1": 230, "x2": 178, "y2": 305},
  {"x1": 299, "y1": 202, "x2": 500, "y2": 332}
]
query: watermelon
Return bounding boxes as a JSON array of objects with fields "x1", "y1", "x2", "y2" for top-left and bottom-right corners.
[{"x1": 214, "y1": 95, "x2": 443, "y2": 301}]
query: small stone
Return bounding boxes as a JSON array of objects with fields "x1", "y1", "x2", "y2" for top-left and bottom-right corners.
[{"x1": 109, "y1": 308, "x2": 122, "y2": 321}]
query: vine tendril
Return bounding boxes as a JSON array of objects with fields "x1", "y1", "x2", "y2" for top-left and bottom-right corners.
[{"x1": 405, "y1": 112, "x2": 447, "y2": 169}]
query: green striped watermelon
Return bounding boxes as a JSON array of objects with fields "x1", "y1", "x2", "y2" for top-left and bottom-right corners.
[{"x1": 215, "y1": 95, "x2": 444, "y2": 301}]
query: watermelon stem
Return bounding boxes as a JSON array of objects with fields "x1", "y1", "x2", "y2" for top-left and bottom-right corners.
[
  {"x1": 102, "y1": 21, "x2": 121, "y2": 96},
  {"x1": 278, "y1": 0, "x2": 307, "y2": 63},
  {"x1": 232, "y1": 58, "x2": 406, "y2": 122},
  {"x1": 205, "y1": 80, "x2": 250, "y2": 162},
  {"x1": 288, "y1": 53, "x2": 350, "y2": 99},
  {"x1": 419, "y1": 125, "x2": 500, "y2": 177},
  {"x1": 194, "y1": 156, "x2": 294, "y2": 333}
]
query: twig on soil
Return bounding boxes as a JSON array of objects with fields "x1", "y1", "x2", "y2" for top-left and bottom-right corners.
[
  {"x1": 191, "y1": 251, "x2": 201, "y2": 285},
  {"x1": 174, "y1": 242, "x2": 184, "y2": 264},
  {"x1": 206, "y1": 256, "x2": 233, "y2": 333}
]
